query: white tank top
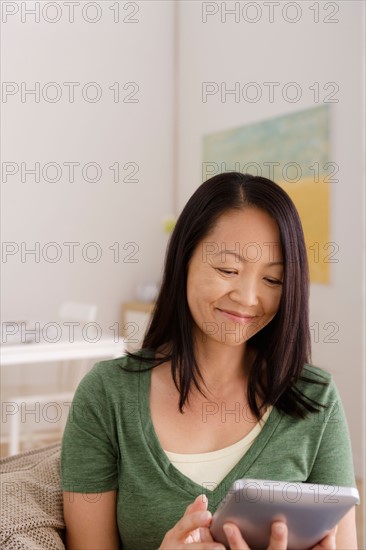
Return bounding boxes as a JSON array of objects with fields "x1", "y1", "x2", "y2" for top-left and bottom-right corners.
[{"x1": 163, "y1": 406, "x2": 273, "y2": 486}]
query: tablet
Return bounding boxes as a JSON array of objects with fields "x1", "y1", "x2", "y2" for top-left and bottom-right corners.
[{"x1": 210, "y1": 479, "x2": 359, "y2": 550}]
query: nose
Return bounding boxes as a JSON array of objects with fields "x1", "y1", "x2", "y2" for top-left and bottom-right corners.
[{"x1": 229, "y1": 276, "x2": 259, "y2": 307}]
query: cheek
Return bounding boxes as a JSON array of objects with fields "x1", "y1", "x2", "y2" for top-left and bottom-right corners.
[
  {"x1": 264, "y1": 290, "x2": 282, "y2": 315},
  {"x1": 188, "y1": 267, "x2": 223, "y2": 297},
  {"x1": 188, "y1": 283, "x2": 215, "y2": 313},
  {"x1": 187, "y1": 273, "x2": 222, "y2": 319}
]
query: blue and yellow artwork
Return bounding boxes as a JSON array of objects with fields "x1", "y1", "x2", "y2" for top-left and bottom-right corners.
[{"x1": 202, "y1": 105, "x2": 334, "y2": 284}]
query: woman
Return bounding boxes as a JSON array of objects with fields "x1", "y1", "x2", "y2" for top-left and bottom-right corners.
[{"x1": 61, "y1": 172, "x2": 358, "y2": 549}]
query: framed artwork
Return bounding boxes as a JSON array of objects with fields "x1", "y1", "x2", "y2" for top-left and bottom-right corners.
[{"x1": 203, "y1": 105, "x2": 334, "y2": 284}]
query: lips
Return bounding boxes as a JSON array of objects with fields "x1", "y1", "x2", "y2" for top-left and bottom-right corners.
[
  {"x1": 217, "y1": 308, "x2": 255, "y2": 319},
  {"x1": 216, "y1": 309, "x2": 256, "y2": 326}
]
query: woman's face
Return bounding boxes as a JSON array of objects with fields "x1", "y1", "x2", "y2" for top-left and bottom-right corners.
[{"x1": 186, "y1": 207, "x2": 284, "y2": 347}]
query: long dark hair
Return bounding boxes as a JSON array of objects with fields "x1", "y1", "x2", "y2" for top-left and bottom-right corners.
[{"x1": 120, "y1": 172, "x2": 327, "y2": 419}]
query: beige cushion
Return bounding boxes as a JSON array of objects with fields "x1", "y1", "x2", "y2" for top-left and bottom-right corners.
[{"x1": 0, "y1": 442, "x2": 65, "y2": 549}]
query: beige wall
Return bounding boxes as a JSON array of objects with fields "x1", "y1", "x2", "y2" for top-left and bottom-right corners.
[
  {"x1": 1, "y1": 1, "x2": 175, "y2": 334},
  {"x1": 176, "y1": 1, "x2": 365, "y2": 478}
]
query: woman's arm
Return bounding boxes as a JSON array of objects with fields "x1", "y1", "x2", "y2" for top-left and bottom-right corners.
[
  {"x1": 335, "y1": 506, "x2": 358, "y2": 550},
  {"x1": 63, "y1": 490, "x2": 120, "y2": 550}
]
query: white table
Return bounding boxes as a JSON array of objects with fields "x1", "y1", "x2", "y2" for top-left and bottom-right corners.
[
  {"x1": 1, "y1": 338, "x2": 126, "y2": 455},
  {"x1": 1, "y1": 338, "x2": 125, "y2": 366}
]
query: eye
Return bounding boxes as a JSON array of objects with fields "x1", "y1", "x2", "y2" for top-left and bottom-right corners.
[
  {"x1": 264, "y1": 278, "x2": 283, "y2": 286},
  {"x1": 216, "y1": 268, "x2": 237, "y2": 275}
]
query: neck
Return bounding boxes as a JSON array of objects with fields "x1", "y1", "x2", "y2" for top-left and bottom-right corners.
[{"x1": 192, "y1": 334, "x2": 254, "y2": 396}]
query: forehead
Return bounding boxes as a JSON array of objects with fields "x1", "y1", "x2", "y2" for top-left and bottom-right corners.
[
  {"x1": 199, "y1": 208, "x2": 283, "y2": 261},
  {"x1": 210, "y1": 208, "x2": 280, "y2": 239}
]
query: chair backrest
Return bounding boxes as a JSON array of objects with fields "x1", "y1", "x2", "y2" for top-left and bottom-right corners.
[{"x1": 58, "y1": 302, "x2": 97, "y2": 323}]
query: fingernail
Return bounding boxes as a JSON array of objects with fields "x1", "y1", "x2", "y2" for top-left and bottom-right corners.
[
  {"x1": 273, "y1": 523, "x2": 285, "y2": 536},
  {"x1": 223, "y1": 524, "x2": 233, "y2": 537},
  {"x1": 201, "y1": 493, "x2": 208, "y2": 504}
]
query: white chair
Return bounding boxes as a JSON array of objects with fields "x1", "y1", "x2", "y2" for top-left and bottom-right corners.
[
  {"x1": 6, "y1": 392, "x2": 75, "y2": 456},
  {"x1": 5, "y1": 302, "x2": 101, "y2": 455},
  {"x1": 58, "y1": 302, "x2": 97, "y2": 323},
  {"x1": 57, "y1": 301, "x2": 98, "y2": 392}
]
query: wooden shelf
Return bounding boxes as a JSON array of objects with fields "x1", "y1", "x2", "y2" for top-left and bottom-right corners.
[{"x1": 121, "y1": 301, "x2": 155, "y2": 313}]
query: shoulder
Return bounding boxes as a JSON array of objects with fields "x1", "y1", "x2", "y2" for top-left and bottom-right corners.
[
  {"x1": 294, "y1": 363, "x2": 340, "y2": 406},
  {"x1": 72, "y1": 349, "x2": 152, "y2": 401},
  {"x1": 88, "y1": 348, "x2": 152, "y2": 379},
  {"x1": 300, "y1": 363, "x2": 332, "y2": 383},
  {"x1": 301, "y1": 363, "x2": 333, "y2": 384},
  {"x1": 92, "y1": 350, "x2": 143, "y2": 375}
]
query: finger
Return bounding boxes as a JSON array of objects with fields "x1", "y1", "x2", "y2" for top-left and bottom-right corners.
[
  {"x1": 175, "y1": 509, "x2": 213, "y2": 541},
  {"x1": 184, "y1": 528, "x2": 201, "y2": 544},
  {"x1": 185, "y1": 494, "x2": 209, "y2": 515},
  {"x1": 311, "y1": 525, "x2": 338, "y2": 549},
  {"x1": 223, "y1": 523, "x2": 250, "y2": 550},
  {"x1": 182, "y1": 495, "x2": 210, "y2": 544},
  {"x1": 184, "y1": 544, "x2": 225, "y2": 550},
  {"x1": 268, "y1": 521, "x2": 288, "y2": 550},
  {"x1": 199, "y1": 526, "x2": 215, "y2": 542}
]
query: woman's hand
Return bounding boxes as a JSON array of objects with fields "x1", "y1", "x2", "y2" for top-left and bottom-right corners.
[
  {"x1": 158, "y1": 494, "x2": 288, "y2": 550},
  {"x1": 158, "y1": 493, "x2": 337, "y2": 550},
  {"x1": 221, "y1": 522, "x2": 338, "y2": 550},
  {"x1": 221, "y1": 520, "x2": 288, "y2": 550},
  {"x1": 311, "y1": 525, "x2": 338, "y2": 549},
  {"x1": 158, "y1": 494, "x2": 225, "y2": 549}
]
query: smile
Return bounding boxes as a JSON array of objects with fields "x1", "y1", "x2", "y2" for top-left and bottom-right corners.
[{"x1": 216, "y1": 309, "x2": 256, "y2": 324}]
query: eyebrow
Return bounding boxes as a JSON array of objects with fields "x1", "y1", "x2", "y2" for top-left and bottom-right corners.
[{"x1": 212, "y1": 251, "x2": 283, "y2": 267}]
